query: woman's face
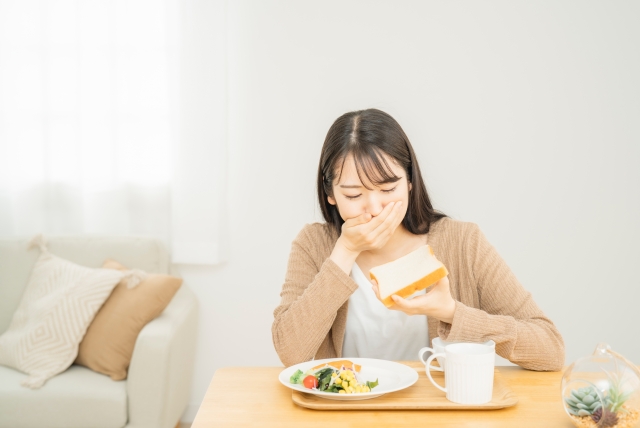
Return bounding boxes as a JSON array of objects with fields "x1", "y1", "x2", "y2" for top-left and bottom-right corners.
[{"x1": 327, "y1": 153, "x2": 411, "y2": 221}]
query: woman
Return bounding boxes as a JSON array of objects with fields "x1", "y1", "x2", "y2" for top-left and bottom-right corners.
[{"x1": 272, "y1": 108, "x2": 564, "y2": 371}]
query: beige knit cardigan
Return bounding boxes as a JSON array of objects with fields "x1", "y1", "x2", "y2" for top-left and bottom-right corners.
[{"x1": 272, "y1": 217, "x2": 565, "y2": 371}]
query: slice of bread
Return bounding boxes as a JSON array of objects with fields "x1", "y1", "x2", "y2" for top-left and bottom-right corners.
[
  {"x1": 312, "y1": 360, "x2": 361, "y2": 372},
  {"x1": 369, "y1": 245, "x2": 448, "y2": 308}
]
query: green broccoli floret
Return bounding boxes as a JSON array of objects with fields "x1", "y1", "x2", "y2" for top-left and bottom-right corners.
[{"x1": 289, "y1": 369, "x2": 305, "y2": 384}]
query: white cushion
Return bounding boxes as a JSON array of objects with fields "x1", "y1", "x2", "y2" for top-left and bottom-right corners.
[
  {"x1": 0, "y1": 364, "x2": 126, "y2": 428},
  {"x1": 0, "y1": 235, "x2": 170, "y2": 334},
  {"x1": 0, "y1": 239, "x2": 40, "y2": 334},
  {"x1": 0, "y1": 239, "x2": 128, "y2": 388}
]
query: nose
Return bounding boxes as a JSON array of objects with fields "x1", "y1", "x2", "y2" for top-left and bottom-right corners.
[{"x1": 365, "y1": 195, "x2": 384, "y2": 217}]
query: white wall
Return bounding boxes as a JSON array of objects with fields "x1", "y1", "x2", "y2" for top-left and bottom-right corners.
[{"x1": 178, "y1": 0, "x2": 640, "y2": 421}]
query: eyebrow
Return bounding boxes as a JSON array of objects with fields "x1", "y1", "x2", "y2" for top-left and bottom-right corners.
[{"x1": 339, "y1": 177, "x2": 402, "y2": 189}]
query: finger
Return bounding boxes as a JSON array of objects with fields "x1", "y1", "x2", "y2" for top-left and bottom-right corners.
[
  {"x1": 364, "y1": 202, "x2": 400, "y2": 239},
  {"x1": 370, "y1": 201, "x2": 404, "y2": 238},
  {"x1": 370, "y1": 280, "x2": 402, "y2": 310},
  {"x1": 385, "y1": 200, "x2": 405, "y2": 232},
  {"x1": 361, "y1": 201, "x2": 396, "y2": 233},
  {"x1": 386, "y1": 303, "x2": 402, "y2": 311},
  {"x1": 392, "y1": 200, "x2": 406, "y2": 227},
  {"x1": 374, "y1": 289, "x2": 402, "y2": 311},
  {"x1": 344, "y1": 212, "x2": 372, "y2": 227},
  {"x1": 371, "y1": 283, "x2": 381, "y2": 300},
  {"x1": 432, "y1": 275, "x2": 450, "y2": 290},
  {"x1": 390, "y1": 294, "x2": 418, "y2": 314}
]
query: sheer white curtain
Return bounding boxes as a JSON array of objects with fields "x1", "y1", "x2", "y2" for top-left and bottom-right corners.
[{"x1": 0, "y1": 0, "x2": 227, "y2": 264}]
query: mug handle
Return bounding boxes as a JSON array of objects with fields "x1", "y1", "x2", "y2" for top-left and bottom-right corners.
[
  {"x1": 425, "y1": 353, "x2": 447, "y2": 393},
  {"x1": 418, "y1": 347, "x2": 443, "y2": 372}
]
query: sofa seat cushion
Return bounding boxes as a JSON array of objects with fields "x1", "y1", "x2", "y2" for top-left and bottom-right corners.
[{"x1": 0, "y1": 364, "x2": 127, "y2": 428}]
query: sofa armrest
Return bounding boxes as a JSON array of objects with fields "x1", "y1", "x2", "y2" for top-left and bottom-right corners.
[{"x1": 125, "y1": 286, "x2": 198, "y2": 428}]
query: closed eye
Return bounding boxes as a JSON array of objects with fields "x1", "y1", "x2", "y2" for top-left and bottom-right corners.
[{"x1": 345, "y1": 186, "x2": 396, "y2": 199}]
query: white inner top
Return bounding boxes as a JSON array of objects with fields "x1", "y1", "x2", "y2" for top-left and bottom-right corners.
[{"x1": 342, "y1": 263, "x2": 428, "y2": 361}]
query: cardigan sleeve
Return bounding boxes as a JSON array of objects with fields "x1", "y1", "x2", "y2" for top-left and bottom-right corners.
[
  {"x1": 272, "y1": 225, "x2": 358, "y2": 367},
  {"x1": 438, "y1": 223, "x2": 565, "y2": 371}
]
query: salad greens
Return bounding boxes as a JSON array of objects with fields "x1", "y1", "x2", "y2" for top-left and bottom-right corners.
[
  {"x1": 289, "y1": 369, "x2": 305, "y2": 385},
  {"x1": 315, "y1": 368, "x2": 334, "y2": 391},
  {"x1": 289, "y1": 363, "x2": 379, "y2": 394}
]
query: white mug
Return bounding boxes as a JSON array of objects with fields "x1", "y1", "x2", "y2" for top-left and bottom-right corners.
[
  {"x1": 419, "y1": 338, "x2": 495, "y2": 372},
  {"x1": 425, "y1": 342, "x2": 495, "y2": 404}
]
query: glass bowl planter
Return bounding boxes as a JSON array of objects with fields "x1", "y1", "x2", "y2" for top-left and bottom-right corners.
[{"x1": 562, "y1": 343, "x2": 640, "y2": 428}]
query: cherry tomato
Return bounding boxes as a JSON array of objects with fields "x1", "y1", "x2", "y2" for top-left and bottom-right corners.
[{"x1": 303, "y1": 375, "x2": 318, "y2": 389}]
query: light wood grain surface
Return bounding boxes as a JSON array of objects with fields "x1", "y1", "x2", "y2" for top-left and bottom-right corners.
[
  {"x1": 291, "y1": 366, "x2": 518, "y2": 410},
  {"x1": 192, "y1": 361, "x2": 574, "y2": 427}
]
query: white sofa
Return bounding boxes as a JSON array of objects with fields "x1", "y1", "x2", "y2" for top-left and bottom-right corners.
[{"x1": 0, "y1": 236, "x2": 198, "y2": 428}]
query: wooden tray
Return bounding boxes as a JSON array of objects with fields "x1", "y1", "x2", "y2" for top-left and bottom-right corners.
[{"x1": 292, "y1": 364, "x2": 518, "y2": 410}]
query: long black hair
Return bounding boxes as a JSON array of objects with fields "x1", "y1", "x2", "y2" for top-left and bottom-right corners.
[{"x1": 317, "y1": 108, "x2": 447, "y2": 235}]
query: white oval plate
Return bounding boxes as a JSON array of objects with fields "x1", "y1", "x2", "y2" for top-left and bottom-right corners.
[{"x1": 278, "y1": 358, "x2": 419, "y2": 401}]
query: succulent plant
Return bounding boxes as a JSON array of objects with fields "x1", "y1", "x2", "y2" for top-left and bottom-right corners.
[
  {"x1": 591, "y1": 407, "x2": 619, "y2": 428},
  {"x1": 603, "y1": 368, "x2": 632, "y2": 413},
  {"x1": 562, "y1": 343, "x2": 640, "y2": 428},
  {"x1": 566, "y1": 370, "x2": 632, "y2": 426},
  {"x1": 565, "y1": 386, "x2": 603, "y2": 416}
]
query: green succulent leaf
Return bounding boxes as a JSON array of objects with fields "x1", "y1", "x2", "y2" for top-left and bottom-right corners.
[
  {"x1": 572, "y1": 390, "x2": 586, "y2": 400},
  {"x1": 565, "y1": 397, "x2": 579, "y2": 406},
  {"x1": 566, "y1": 387, "x2": 601, "y2": 416},
  {"x1": 602, "y1": 370, "x2": 631, "y2": 413}
]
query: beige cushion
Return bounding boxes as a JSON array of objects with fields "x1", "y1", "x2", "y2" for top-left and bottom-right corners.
[
  {"x1": 0, "y1": 241, "x2": 127, "y2": 389},
  {"x1": 75, "y1": 259, "x2": 182, "y2": 380}
]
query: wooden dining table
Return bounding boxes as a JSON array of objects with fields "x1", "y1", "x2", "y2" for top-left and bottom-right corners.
[{"x1": 192, "y1": 361, "x2": 575, "y2": 427}]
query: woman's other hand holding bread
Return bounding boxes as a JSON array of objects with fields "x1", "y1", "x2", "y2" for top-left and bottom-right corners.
[{"x1": 372, "y1": 275, "x2": 456, "y2": 324}]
